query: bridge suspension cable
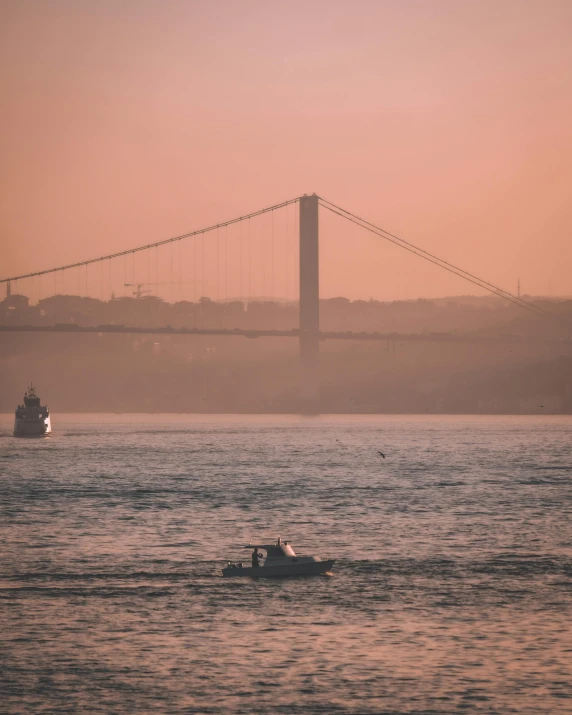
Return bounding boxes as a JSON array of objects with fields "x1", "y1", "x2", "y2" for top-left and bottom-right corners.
[
  {"x1": 0, "y1": 196, "x2": 302, "y2": 285},
  {"x1": 319, "y1": 197, "x2": 546, "y2": 316},
  {"x1": 2, "y1": 192, "x2": 555, "y2": 319}
]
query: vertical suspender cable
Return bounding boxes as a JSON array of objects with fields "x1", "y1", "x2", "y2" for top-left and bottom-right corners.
[
  {"x1": 239, "y1": 219, "x2": 243, "y2": 305},
  {"x1": 248, "y1": 218, "x2": 251, "y2": 304},
  {"x1": 193, "y1": 236, "x2": 197, "y2": 327},
  {"x1": 261, "y1": 216, "x2": 265, "y2": 299},
  {"x1": 201, "y1": 232, "x2": 205, "y2": 327},
  {"x1": 285, "y1": 201, "x2": 290, "y2": 300},
  {"x1": 217, "y1": 227, "x2": 220, "y2": 326},
  {"x1": 283, "y1": 203, "x2": 287, "y2": 302},
  {"x1": 147, "y1": 250, "x2": 150, "y2": 320},
  {"x1": 290, "y1": 203, "x2": 294, "y2": 304},
  {"x1": 224, "y1": 224, "x2": 228, "y2": 328},
  {"x1": 296, "y1": 200, "x2": 300, "y2": 301}
]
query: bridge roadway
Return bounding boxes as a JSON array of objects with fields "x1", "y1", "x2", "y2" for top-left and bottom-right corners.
[{"x1": 0, "y1": 323, "x2": 570, "y2": 347}]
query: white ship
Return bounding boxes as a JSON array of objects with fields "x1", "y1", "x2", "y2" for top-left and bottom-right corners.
[{"x1": 14, "y1": 385, "x2": 52, "y2": 437}]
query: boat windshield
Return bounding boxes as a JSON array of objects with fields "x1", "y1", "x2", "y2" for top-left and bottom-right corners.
[
  {"x1": 264, "y1": 544, "x2": 296, "y2": 558},
  {"x1": 244, "y1": 540, "x2": 297, "y2": 558}
]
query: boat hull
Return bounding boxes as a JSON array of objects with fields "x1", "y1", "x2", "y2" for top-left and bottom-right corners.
[
  {"x1": 222, "y1": 559, "x2": 335, "y2": 578},
  {"x1": 13, "y1": 416, "x2": 52, "y2": 437}
]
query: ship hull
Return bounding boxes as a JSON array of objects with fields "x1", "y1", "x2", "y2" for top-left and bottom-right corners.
[{"x1": 14, "y1": 416, "x2": 52, "y2": 437}]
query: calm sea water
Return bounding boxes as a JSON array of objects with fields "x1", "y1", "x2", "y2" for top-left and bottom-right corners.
[{"x1": 1, "y1": 414, "x2": 571, "y2": 714}]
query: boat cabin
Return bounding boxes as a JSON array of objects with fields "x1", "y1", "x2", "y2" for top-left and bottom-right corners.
[
  {"x1": 23, "y1": 385, "x2": 41, "y2": 408},
  {"x1": 245, "y1": 538, "x2": 297, "y2": 562}
]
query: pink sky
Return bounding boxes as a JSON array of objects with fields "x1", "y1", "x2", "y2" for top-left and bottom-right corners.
[{"x1": 1, "y1": 0, "x2": 571, "y2": 302}]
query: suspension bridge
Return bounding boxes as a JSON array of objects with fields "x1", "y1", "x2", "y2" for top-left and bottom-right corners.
[{"x1": 0, "y1": 193, "x2": 563, "y2": 404}]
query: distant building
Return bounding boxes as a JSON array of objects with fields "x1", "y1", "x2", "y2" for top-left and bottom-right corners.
[{"x1": 2, "y1": 293, "x2": 29, "y2": 310}]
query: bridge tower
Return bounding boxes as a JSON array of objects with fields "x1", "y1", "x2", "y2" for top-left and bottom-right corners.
[{"x1": 299, "y1": 193, "x2": 320, "y2": 409}]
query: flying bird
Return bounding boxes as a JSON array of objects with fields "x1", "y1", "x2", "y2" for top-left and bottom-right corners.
[{"x1": 378, "y1": 451, "x2": 386, "y2": 459}]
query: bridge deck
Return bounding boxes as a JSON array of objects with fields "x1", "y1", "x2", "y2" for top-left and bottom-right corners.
[{"x1": 0, "y1": 324, "x2": 569, "y2": 346}]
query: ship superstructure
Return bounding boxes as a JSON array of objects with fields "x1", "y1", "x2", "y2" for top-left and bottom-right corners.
[{"x1": 14, "y1": 385, "x2": 52, "y2": 437}]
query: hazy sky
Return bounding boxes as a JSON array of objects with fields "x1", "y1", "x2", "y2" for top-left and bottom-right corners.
[{"x1": 1, "y1": 0, "x2": 571, "y2": 302}]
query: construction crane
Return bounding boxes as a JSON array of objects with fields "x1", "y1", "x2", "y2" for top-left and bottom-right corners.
[{"x1": 124, "y1": 282, "x2": 175, "y2": 299}]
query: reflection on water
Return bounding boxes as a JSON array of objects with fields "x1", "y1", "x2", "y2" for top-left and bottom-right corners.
[{"x1": 1, "y1": 415, "x2": 571, "y2": 713}]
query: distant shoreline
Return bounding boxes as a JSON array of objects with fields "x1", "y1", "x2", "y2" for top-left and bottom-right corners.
[{"x1": 1, "y1": 412, "x2": 571, "y2": 419}]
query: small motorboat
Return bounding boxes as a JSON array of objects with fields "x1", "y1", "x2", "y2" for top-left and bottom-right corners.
[{"x1": 222, "y1": 537, "x2": 335, "y2": 578}]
